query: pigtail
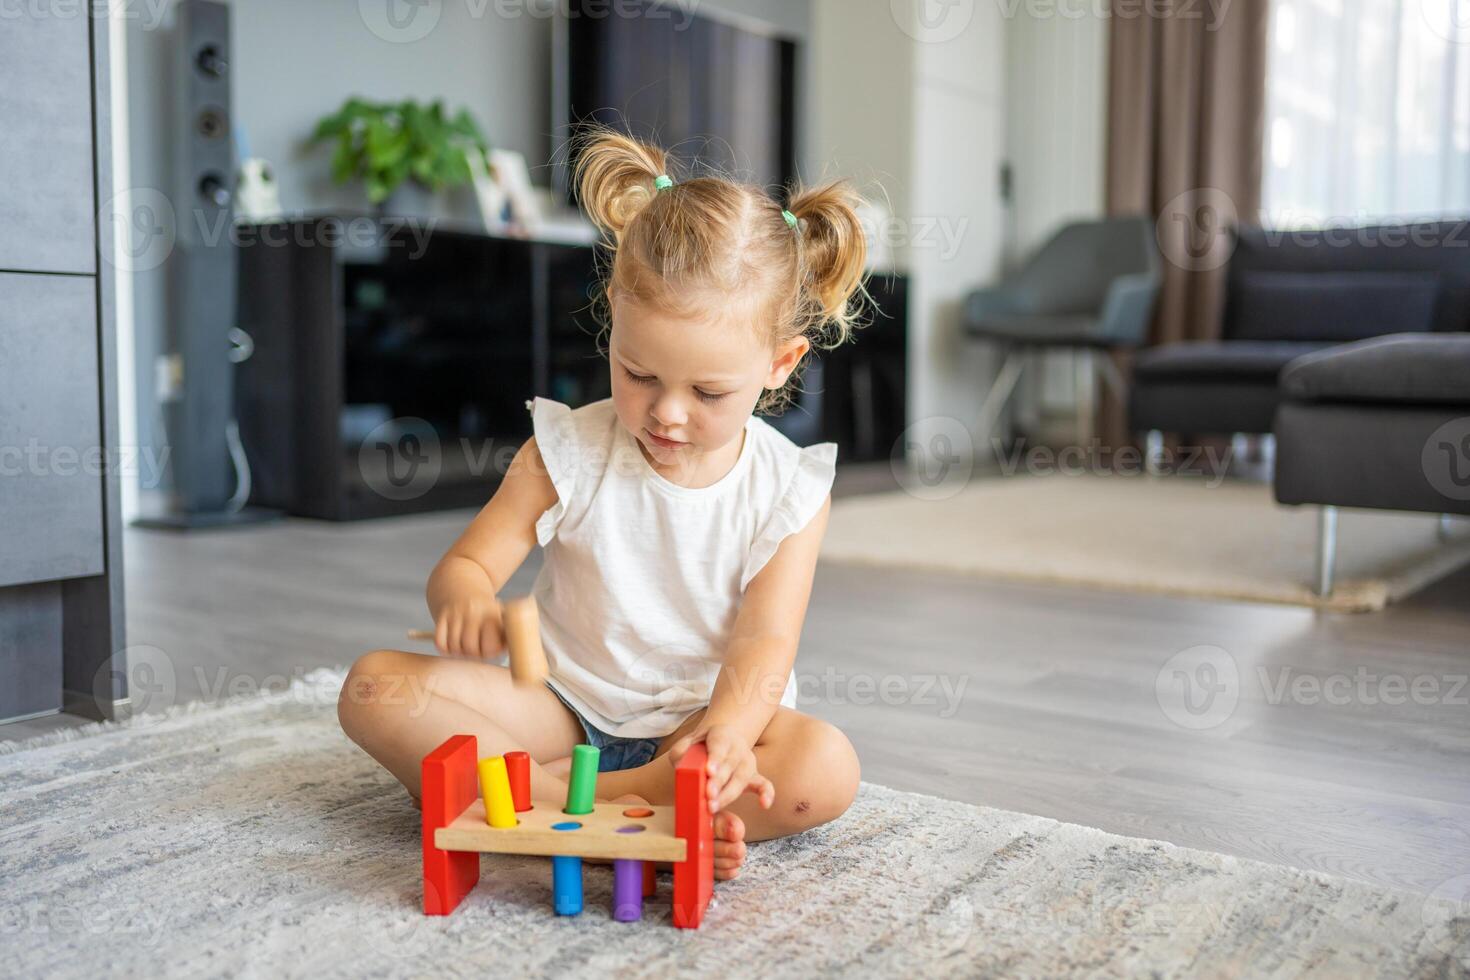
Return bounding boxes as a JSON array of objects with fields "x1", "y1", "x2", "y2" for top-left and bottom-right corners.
[
  {"x1": 788, "y1": 179, "x2": 869, "y2": 347},
  {"x1": 572, "y1": 126, "x2": 670, "y2": 242}
]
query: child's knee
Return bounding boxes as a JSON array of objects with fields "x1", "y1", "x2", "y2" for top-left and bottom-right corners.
[
  {"x1": 782, "y1": 719, "x2": 860, "y2": 830},
  {"x1": 338, "y1": 649, "x2": 420, "y2": 733}
]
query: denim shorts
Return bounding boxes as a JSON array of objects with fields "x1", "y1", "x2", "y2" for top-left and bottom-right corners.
[{"x1": 547, "y1": 683, "x2": 663, "y2": 772}]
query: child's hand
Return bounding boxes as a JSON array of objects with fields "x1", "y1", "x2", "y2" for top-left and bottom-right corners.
[
  {"x1": 432, "y1": 595, "x2": 505, "y2": 660},
  {"x1": 668, "y1": 725, "x2": 775, "y2": 814}
]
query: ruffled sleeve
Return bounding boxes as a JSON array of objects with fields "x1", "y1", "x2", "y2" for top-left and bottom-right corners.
[
  {"x1": 528, "y1": 397, "x2": 581, "y2": 546},
  {"x1": 740, "y1": 441, "x2": 837, "y2": 590}
]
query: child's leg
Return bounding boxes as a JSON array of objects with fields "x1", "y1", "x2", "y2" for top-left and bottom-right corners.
[
  {"x1": 594, "y1": 707, "x2": 861, "y2": 842},
  {"x1": 337, "y1": 648, "x2": 583, "y2": 802}
]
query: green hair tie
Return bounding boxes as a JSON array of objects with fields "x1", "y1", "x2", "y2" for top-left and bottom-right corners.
[
  {"x1": 654, "y1": 174, "x2": 673, "y2": 191},
  {"x1": 782, "y1": 209, "x2": 798, "y2": 230}
]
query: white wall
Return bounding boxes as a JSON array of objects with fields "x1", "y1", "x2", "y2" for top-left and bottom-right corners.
[
  {"x1": 1004, "y1": 6, "x2": 1109, "y2": 263},
  {"x1": 1004, "y1": 7, "x2": 1109, "y2": 424},
  {"x1": 905, "y1": 1, "x2": 1009, "y2": 458},
  {"x1": 808, "y1": 0, "x2": 1114, "y2": 463},
  {"x1": 808, "y1": 1, "x2": 915, "y2": 224},
  {"x1": 811, "y1": 0, "x2": 1009, "y2": 464}
]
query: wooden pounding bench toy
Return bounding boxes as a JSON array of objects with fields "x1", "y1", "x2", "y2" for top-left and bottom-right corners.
[
  {"x1": 417, "y1": 596, "x2": 715, "y2": 927},
  {"x1": 421, "y1": 736, "x2": 714, "y2": 927}
]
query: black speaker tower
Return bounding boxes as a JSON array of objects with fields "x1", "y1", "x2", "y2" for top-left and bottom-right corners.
[{"x1": 137, "y1": 0, "x2": 276, "y2": 529}]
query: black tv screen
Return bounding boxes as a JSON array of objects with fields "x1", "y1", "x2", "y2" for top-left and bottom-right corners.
[{"x1": 553, "y1": 0, "x2": 798, "y2": 204}]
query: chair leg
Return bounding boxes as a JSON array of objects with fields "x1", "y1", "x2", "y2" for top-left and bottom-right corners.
[
  {"x1": 1074, "y1": 349, "x2": 1093, "y2": 447},
  {"x1": 1144, "y1": 429, "x2": 1165, "y2": 476},
  {"x1": 975, "y1": 349, "x2": 1026, "y2": 453},
  {"x1": 1316, "y1": 505, "x2": 1338, "y2": 598},
  {"x1": 1095, "y1": 351, "x2": 1127, "y2": 401}
]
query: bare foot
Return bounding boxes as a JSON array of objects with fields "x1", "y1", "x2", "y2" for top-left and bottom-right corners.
[{"x1": 713, "y1": 810, "x2": 747, "y2": 880}]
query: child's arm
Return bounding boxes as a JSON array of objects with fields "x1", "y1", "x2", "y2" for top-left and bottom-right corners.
[
  {"x1": 667, "y1": 495, "x2": 832, "y2": 813},
  {"x1": 426, "y1": 438, "x2": 557, "y2": 659}
]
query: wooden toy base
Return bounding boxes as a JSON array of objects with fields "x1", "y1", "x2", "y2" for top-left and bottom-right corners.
[
  {"x1": 436, "y1": 800, "x2": 686, "y2": 862},
  {"x1": 421, "y1": 734, "x2": 714, "y2": 928}
]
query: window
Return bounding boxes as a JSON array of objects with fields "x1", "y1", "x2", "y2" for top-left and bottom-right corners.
[{"x1": 1263, "y1": 0, "x2": 1470, "y2": 224}]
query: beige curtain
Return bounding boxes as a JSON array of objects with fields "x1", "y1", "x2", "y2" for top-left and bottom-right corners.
[{"x1": 1106, "y1": 0, "x2": 1269, "y2": 347}]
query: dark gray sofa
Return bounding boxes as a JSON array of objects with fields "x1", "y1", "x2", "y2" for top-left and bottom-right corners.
[
  {"x1": 1130, "y1": 222, "x2": 1470, "y2": 439},
  {"x1": 1274, "y1": 333, "x2": 1470, "y2": 594}
]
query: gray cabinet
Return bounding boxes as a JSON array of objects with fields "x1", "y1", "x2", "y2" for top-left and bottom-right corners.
[
  {"x1": 0, "y1": 9, "x2": 126, "y2": 725},
  {"x1": 0, "y1": 273, "x2": 105, "y2": 586},
  {"x1": 0, "y1": 585, "x2": 63, "y2": 722},
  {"x1": 0, "y1": 10, "x2": 97, "y2": 275}
]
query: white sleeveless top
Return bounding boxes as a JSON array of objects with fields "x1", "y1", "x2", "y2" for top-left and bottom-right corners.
[{"x1": 527, "y1": 397, "x2": 837, "y2": 738}]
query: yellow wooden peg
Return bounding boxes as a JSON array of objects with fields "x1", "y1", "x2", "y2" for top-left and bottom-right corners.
[{"x1": 478, "y1": 756, "x2": 518, "y2": 828}]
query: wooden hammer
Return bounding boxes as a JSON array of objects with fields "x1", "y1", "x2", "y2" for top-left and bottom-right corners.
[{"x1": 407, "y1": 596, "x2": 548, "y2": 685}]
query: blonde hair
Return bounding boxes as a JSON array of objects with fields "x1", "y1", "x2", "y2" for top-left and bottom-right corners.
[{"x1": 572, "y1": 126, "x2": 869, "y2": 413}]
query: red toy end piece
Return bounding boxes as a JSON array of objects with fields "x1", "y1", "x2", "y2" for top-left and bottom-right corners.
[
  {"x1": 422, "y1": 734, "x2": 481, "y2": 915},
  {"x1": 504, "y1": 750, "x2": 532, "y2": 811},
  {"x1": 642, "y1": 860, "x2": 656, "y2": 898},
  {"x1": 671, "y1": 742, "x2": 714, "y2": 929}
]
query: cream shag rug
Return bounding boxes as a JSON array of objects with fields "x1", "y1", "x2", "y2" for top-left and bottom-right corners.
[
  {"x1": 823, "y1": 475, "x2": 1470, "y2": 613},
  {"x1": 2, "y1": 672, "x2": 1465, "y2": 978}
]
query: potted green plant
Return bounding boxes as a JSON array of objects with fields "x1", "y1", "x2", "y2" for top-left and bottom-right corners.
[{"x1": 310, "y1": 97, "x2": 492, "y2": 214}]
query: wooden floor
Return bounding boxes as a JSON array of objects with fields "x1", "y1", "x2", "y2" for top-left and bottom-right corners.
[{"x1": 5, "y1": 472, "x2": 1469, "y2": 896}]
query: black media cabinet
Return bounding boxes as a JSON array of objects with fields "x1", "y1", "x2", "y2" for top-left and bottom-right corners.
[{"x1": 236, "y1": 214, "x2": 907, "y2": 521}]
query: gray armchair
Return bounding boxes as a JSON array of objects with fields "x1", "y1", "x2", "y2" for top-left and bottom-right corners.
[{"x1": 966, "y1": 215, "x2": 1161, "y2": 445}]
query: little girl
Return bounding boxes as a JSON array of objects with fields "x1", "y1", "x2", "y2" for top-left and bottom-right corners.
[{"x1": 339, "y1": 127, "x2": 867, "y2": 880}]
